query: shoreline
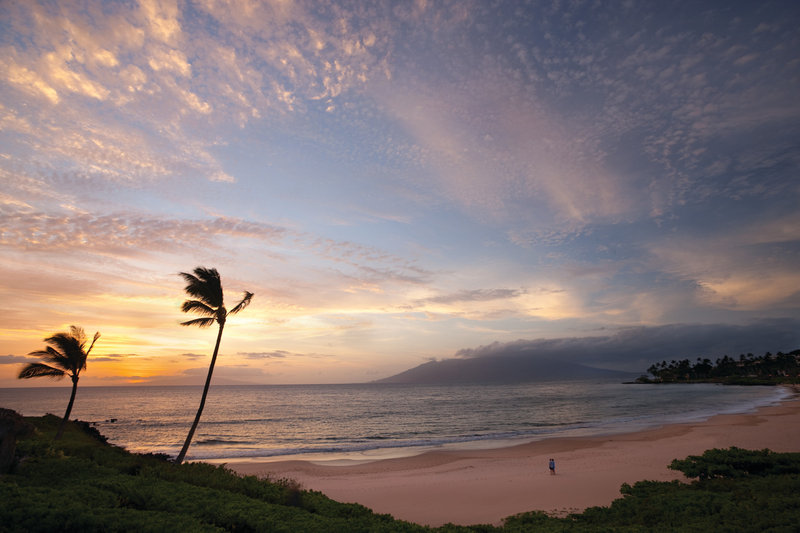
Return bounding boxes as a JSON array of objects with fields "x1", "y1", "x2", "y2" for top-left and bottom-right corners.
[
  {"x1": 223, "y1": 391, "x2": 800, "y2": 527},
  {"x1": 201, "y1": 384, "x2": 792, "y2": 465}
]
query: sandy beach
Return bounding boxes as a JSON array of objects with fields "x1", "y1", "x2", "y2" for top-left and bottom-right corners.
[{"x1": 224, "y1": 391, "x2": 800, "y2": 527}]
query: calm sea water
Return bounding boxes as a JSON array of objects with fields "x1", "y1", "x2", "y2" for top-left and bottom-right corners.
[{"x1": 0, "y1": 380, "x2": 789, "y2": 462}]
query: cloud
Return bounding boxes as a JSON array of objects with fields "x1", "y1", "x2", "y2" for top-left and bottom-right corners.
[
  {"x1": 420, "y1": 288, "x2": 527, "y2": 305},
  {"x1": 4, "y1": 0, "x2": 795, "y2": 235},
  {"x1": 374, "y1": 75, "x2": 633, "y2": 234},
  {"x1": 0, "y1": 210, "x2": 287, "y2": 255},
  {"x1": 2, "y1": 57, "x2": 60, "y2": 103},
  {"x1": 239, "y1": 350, "x2": 331, "y2": 360},
  {"x1": 240, "y1": 351, "x2": 289, "y2": 359},
  {"x1": 120, "y1": 364, "x2": 273, "y2": 385},
  {"x1": 0, "y1": 196, "x2": 436, "y2": 335},
  {"x1": 1, "y1": 0, "x2": 373, "y2": 189},
  {"x1": 0, "y1": 355, "x2": 33, "y2": 365},
  {"x1": 0, "y1": 1, "x2": 797, "y2": 386},
  {"x1": 2, "y1": 203, "x2": 431, "y2": 302},
  {"x1": 646, "y1": 220, "x2": 800, "y2": 311},
  {"x1": 0, "y1": 107, "x2": 208, "y2": 188},
  {"x1": 308, "y1": 236, "x2": 434, "y2": 286},
  {"x1": 176, "y1": 364, "x2": 273, "y2": 384},
  {"x1": 454, "y1": 319, "x2": 800, "y2": 371},
  {"x1": 91, "y1": 354, "x2": 132, "y2": 362}
]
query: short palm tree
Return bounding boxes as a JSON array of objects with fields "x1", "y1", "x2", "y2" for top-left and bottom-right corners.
[
  {"x1": 18, "y1": 326, "x2": 100, "y2": 440},
  {"x1": 175, "y1": 267, "x2": 253, "y2": 464}
]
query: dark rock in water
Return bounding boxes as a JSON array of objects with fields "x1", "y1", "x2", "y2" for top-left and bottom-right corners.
[{"x1": 75, "y1": 419, "x2": 109, "y2": 444}]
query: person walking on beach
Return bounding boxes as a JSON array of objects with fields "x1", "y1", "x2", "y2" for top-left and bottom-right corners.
[{"x1": 549, "y1": 458, "x2": 556, "y2": 475}]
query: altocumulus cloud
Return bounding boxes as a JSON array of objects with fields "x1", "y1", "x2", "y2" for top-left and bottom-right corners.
[{"x1": 0, "y1": 211, "x2": 287, "y2": 254}]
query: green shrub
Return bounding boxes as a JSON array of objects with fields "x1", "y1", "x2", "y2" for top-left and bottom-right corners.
[
  {"x1": 670, "y1": 447, "x2": 800, "y2": 479},
  {"x1": 3, "y1": 417, "x2": 430, "y2": 533},
  {"x1": 4, "y1": 419, "x2": 800, "y2": 532}
]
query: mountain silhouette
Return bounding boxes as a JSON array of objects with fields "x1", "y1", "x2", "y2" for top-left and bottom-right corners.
[{"x1": 375, "y1": 354, "x2": 628, "y2": 384}]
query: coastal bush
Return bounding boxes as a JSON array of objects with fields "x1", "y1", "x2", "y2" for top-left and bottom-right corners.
[
  {"x1": 4, "y1": 419, "x2": 799, "y2": 532},
  {"x1": 669, "y1": 446, "x2": 800, "y2": 479},
  {"x1": 1, "y1": 483, "x2": 223, "y2": 532},
  {"x1": 503, "y1": 448, "x2": 800, "y2": 532},
  {"x1": 573, "y1": 474, "x2": 800, "y2": 532},
  {"x1": 2, "y1": 416, "x2": 429, "y2": 533}
]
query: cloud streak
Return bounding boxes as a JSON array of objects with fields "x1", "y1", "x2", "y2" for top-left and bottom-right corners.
[{"x1": 0, "y1": 355, "x2": 33, "y2": 365}]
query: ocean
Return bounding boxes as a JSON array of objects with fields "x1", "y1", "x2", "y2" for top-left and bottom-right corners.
[{"x1": 0, "y1": 380, "x2": 789, "y2": 462}]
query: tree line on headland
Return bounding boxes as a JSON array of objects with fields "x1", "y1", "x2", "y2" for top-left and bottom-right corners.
[{"x1": 637, "y1": 349, "x2": 800, "y2": 384}]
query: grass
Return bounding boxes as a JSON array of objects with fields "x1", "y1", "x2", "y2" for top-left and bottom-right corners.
[{"x1": 2, "y1": 415, "x2": 799, "y2": 532}]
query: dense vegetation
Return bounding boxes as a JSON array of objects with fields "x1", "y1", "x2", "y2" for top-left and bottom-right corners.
[
  {"x1": 1, "y1": 415, "x2": 423, "y2": 532},
  {"x1": 506, "y1": 447, "x2": 800, "y2": 532},
  {"x1": 2, "y1": 415, "x2": 800, "y2": 532},
  {"x1": 637, "y1": 349, "x2": 800, "y2": 384}
]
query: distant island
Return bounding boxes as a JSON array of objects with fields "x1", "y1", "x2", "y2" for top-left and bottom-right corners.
[
  {"x1": 375, "y1": 355, "x2": 628, "y2": 384},
  {"x1": 636, "y1": 349, "x2": 800, "y2": 385}
]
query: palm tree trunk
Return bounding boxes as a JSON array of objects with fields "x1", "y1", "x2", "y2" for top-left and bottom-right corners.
[
  {"x1": 55, "y1": 376, "x2": 79, "y2": 440},
  {"x1": 175, "y1": 322, "x2": 225, "y2": 464}
]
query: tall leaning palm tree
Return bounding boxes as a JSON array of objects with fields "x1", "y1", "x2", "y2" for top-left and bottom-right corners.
[
  {"x1": 18, "y1": 326, "x2": 100, "y2": 440},
  {"x1": 175, "y1": 267, "x2": 253, "y2": 464}
]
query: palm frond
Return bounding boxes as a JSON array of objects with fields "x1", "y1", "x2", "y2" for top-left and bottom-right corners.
[
  {"x1": 229, "y1": 291, "x2": 254, "y2": 315},
  {"x1": 42, "y1": 337, "x2": 84, "y2": 373},
  {"x1": 82, "y1": 331, "x2": 100, "y2": 371},
  {"x1": 18, "y1": 362, "x2": 66, "y2": 380},
  {"x1": 19, "y1": 326, "x2": 97, "y2": 385},
  {"x1": 179, "y1": 267, "x2": 223, "y2": 308},
  {"x1": 194, "y1": 267, "x2": 220, "y2": 284},
  {"x1": 44, "y1": 332, "x2": 84, "y2": 358},
  {"x1": 180, "y1": 317, "x2": 216, "y2": 328},
  {"x1": 29, "y1": 346, "x2": 69, "y2": 369},
  {"x1": 69, "y1": 325, "x2": 87, "y2": 346},
  {"x1": 179, "y1": 270, "x2": 198, "y2": 284},
  {"x1": 181, "y1": 299, "x2": 216, "y2": 316},
  {"x1": 178, "y1": 271, "x2": 203, "y2": 298},
  {"x1": 87, "y1": 331, "x2": 100, "y2": 354},
  {"x1": 27, "y1": 326, "x2": 95, "y2": 376}
]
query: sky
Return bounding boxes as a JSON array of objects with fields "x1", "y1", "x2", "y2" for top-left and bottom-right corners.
[{"x1": 1, "y1": 0, "x2": 799, "y2": 387}]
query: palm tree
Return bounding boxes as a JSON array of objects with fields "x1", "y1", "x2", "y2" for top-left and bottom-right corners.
[
  {"x1": 175, "y1": 267, "x2": 253, "y2": 464},
  {"x1": 18, "y1": 326, "x2": 100, "y2": 440}
]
